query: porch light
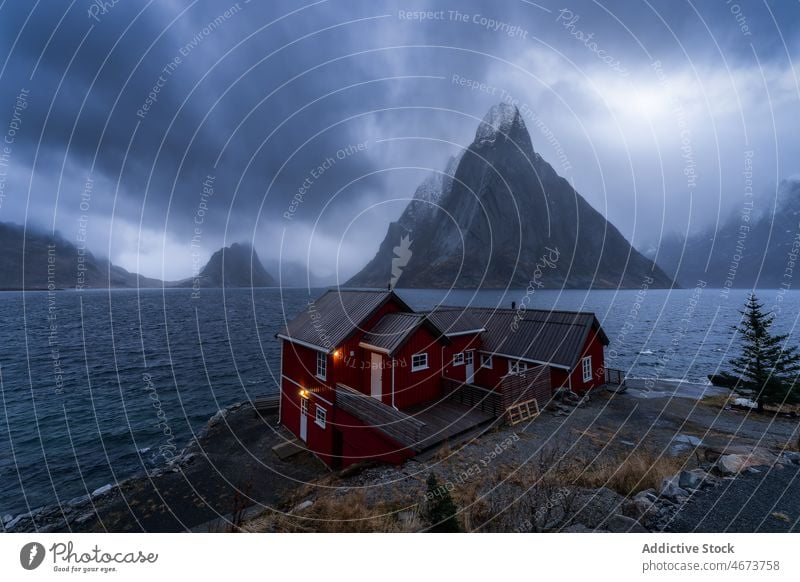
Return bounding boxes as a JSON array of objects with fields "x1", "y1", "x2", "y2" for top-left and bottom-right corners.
[
  {"x1": 299, "y1": 389, "x2": 309, "y2": 399},
  {"x1": 333, "y1": 349, "x2": 341, "y2": 359}
]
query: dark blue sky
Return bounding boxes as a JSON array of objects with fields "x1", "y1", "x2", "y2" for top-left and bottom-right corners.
[{"x1": 0, "y1": 0, "x2": 798, "y2": 280}]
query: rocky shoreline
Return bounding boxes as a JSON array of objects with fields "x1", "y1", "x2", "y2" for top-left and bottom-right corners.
[{"x1": 2, "y1": 401, "x2": 325, "y2": 533}]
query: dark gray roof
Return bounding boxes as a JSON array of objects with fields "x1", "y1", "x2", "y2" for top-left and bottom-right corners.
[
  {"x1": 277, "y1": 289, "x2": 407, "y2": 352},
  {"x1": 466, "y1": 307, "x2": 608, "y2": 369},
  {"x1": 278, "y1": 290, "x2": 607, "y2": 368},
  {"x1": 360, "y1": 313, "x2": 427, "y2": 355},
  {"x1": 424, "y1": 307, "x2": 486, "y2": 336}
]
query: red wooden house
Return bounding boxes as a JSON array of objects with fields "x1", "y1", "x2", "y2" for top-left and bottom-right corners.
[{"x1": 277, "y1": 289, "x2": 610, "y2": 469}]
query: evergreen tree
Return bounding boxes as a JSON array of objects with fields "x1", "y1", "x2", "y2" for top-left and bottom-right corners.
[
  {"x1": 729, "y1": 293, "x2": 800, "y2": 411},
  {"x1": 421, "y1": 473, "x2": 461, "y2": 532}
]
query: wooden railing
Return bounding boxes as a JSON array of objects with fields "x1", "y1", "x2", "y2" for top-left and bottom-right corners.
[
  {"x1": 441, "y1": 377, "x2": 503, "y2": 417},
  {"x1": 605, "y1": 368, "x2": 625, "y2": 386},
  {"x1": 335, "y1": 383, "x2": 425, "y2": 448}
]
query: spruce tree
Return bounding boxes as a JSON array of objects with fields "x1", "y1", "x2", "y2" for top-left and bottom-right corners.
[
  {"x1": 421, "y1": 473, "x2": 461, "y2": 532},
  {"x1": 729, "y1": 293, "x2": 800, "y2": 411}
]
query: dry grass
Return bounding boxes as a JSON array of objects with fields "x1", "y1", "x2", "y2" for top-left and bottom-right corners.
[
  {"x1": 244, "y1": 434, "x2": 692, "y2": 532},
  {"x1": 701, "y1": 393, "x2": 735, "y2": 409},
  {"x1": 764, "y1": 402, "x2": 800, "y2": 415},
  {"x1": 565, "y1": 448, "x2": 690, "y2": 495},
  {"x1": 771, "y1": 511, "x2": 791, "y2": 522},
  {"x1": 245, "y1": 489, "x2": 421, "y2": 533},
  {"x1": 445, "y1": 447, "x2": 691, "y2": 531},
  {"x1": 702, "y1": 393, "x2": 800, "y2": 416},
  {"x1": 433, "y1": 440, "x2": 453, "y2": 462}
]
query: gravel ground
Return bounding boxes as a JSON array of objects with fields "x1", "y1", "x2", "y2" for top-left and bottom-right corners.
[
  {"x1": 251, "y1": 383, "x2": 800, "y2": 533},
  {"x1": 667, "y1": 463, "x2": 800, "y2": 532}
]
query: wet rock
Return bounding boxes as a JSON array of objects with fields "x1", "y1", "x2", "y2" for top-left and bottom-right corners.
[
  {"x1": 561, "y1": 523, "x2": 595, "y2": 533},
  {"x1": 627, "y1": 490, "x2": 658, "y2": 518},
  {"x1": 779, "y1": 452, "x2": 800, "y2": 465},
  {"x1": 678, "y1": 469, "x2": 707, "y2": 490},
  {"x1": 16, "y1": 507, "x2": 44, "y2": 521},
  {"x1": 660, "y1": 476, "x2": 688, "y2": 499},
  {"x1": 291, "y1": 500, "x2": 313, "y2": 514},
  {"x1": 91, "y1": 484, "x2": 113, "y2": 498},
  {"x1": 73, "y1": 511, "x2": 96, "y2": 525},
  {"x1": 2, "y1": 514, "x2": 12, "y2": 525},
  {"x1": 670, "y1": 434, "x2": 703, "y2": 455},
  {"x1": 68, "y1": 494, "x2": 90, "y2": 507}
]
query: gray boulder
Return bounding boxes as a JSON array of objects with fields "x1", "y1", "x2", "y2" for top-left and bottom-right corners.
[
  {"x1": 678, "y1": 469, "x2": 707, "y2": 490},
  {"x1": 570, "y1": 487, "x2": 627, "y2": 528},
  {"x1": 626, "y1": 490, "x2": 658, "y2": 519},
  {"x1": 291, "y1": 500, "x2": 314, "y2": 514},
  {"x1": 779, "y1": 451, "x2": 800, "y2": 465},
  {"x1": 659, "y1": 475, "x2": 688, "y2": 499}
]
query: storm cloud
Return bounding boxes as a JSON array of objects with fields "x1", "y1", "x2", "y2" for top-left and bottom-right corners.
[{"x1": 0, "y1": 0, "x2": 798, "y2": 282}]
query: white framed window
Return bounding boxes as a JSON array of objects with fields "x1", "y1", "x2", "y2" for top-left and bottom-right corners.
[
  {"x1": 465, "y1": 351, "x2": 474, "y2": 365},
  {"x1": 453, "y1": 352, "x2": 464, "y2": 366},
  {"x1": 508, "y1": 360, "x2": 528, "y2": 375},
  {"x1": 411, "y1": 352, "x2": 428, "y2": 372},
  {"x1": 582, "y1": 356, "x2": 592, "y2": 382},
  {"x1": 480, "y1": 354, "x2": 493, "y2": 369},
  {"x1": 316, "y1": 351, "x2": 327, "y2": 380},
  {"x1": 315, "y1": 405, "x2": 327, "y2": 428}
]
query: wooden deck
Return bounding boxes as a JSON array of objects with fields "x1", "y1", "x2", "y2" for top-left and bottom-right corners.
[
  {"x1": 335, "y1": 383, "x2": 495, "y2": 454},
  {"x1": 405, "y1": 400, "x2": 495, "y2": 452}
]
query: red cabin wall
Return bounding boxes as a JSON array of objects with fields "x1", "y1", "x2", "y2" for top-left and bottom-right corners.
[
  {"x1": 441, "y1": 334, "x2": 483, "y2": 383},
  {"x1": 336, "y1": 300, "x2": 403, "y2": 392},
  {"x1": 551, "y1": 368, "x2": 570, "y2": 390},
  {"x1": 568, "y1": 328, "x2": 606, "y2": 393},
  {"x1": 279, "y1": 379, "x2": 334, "y2": 461},
  {"x1": 391, "y1": 326, "x2": 447, "y2": 409},
  {"x1": 473, "y1": 353, "x2": 509, "y2": 390},
  {"x1": 279, "y1": 296, "x2": 409, "y2": 467},
  {"x1": 282, "y1": 341, "x2": 327, "y2": 393},
  {"x1": 333, "y1": 408, "x2": 413, "y2": 468}
]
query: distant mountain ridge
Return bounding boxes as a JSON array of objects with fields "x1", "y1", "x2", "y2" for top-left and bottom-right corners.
[
  {"x1": 347, "y1": 103, "x2": 673, "y2": 289},
  {"x1": 0, "y1": 222, "x2": 275, "y2": 290},
  {"x1": 0, "y1": 222, "x2": 160, "y2": 290},
  {"x1": 655, "y1": 179, "x2": 800, "y2": 288},
  {"x1": 175, "y1": 243, "x2": 275, "y2": 289}
]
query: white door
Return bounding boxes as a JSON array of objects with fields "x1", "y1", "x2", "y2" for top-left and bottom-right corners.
[
  {"x1": 370, "y1": 352, "x2": 383, "y2": 399},
  {"x1": 465, "y1": 351, "x2": 475, "y2": 384},
  {"x1": 299, "y1": 398, "x2": 308, "y2": 442}
]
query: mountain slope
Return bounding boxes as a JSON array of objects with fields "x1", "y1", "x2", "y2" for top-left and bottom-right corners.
[
  {"x1": 0, "y1": 222, "x2": 160, "y2": 290},
  {"x1": 0, "y1": 223, "x2": 276, "y2": 290},
  {"x1": 186, "y1": 243, "x2": 275, "y2": 288},
  {"x1": 656, "y1": 179, "x2": 800, "y2": 288},
  {"x1": 347, "y1": 103, "x2": 673, "y2": 289}
]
